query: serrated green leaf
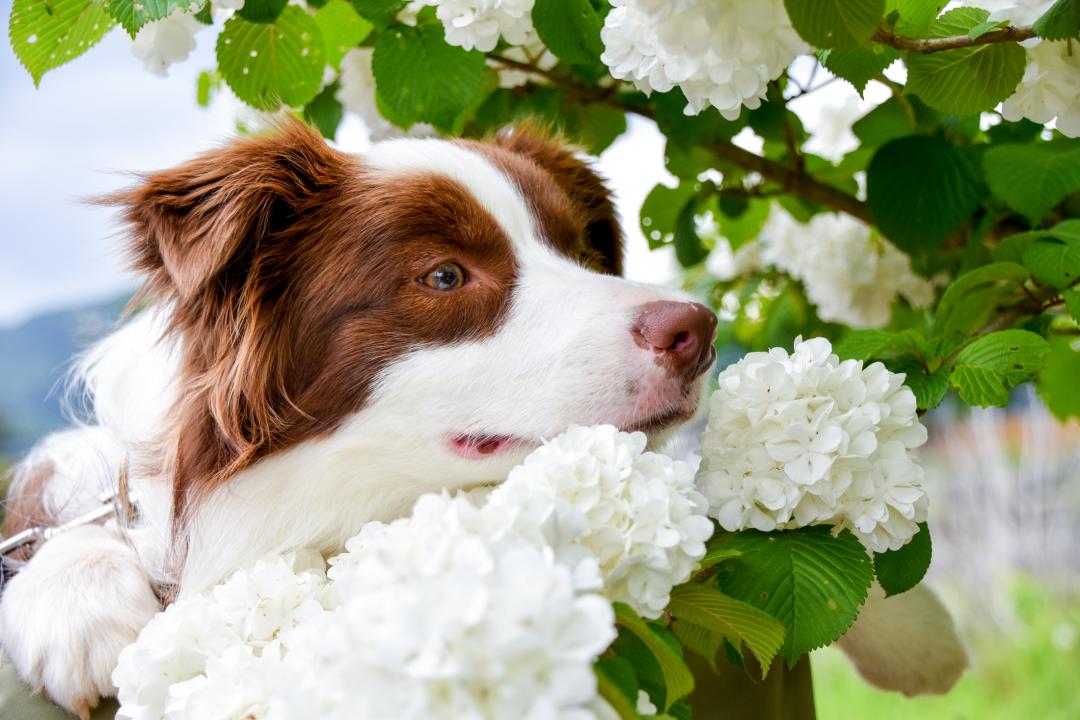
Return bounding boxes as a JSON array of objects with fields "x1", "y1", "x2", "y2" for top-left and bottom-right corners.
[
  {"x1": 1034, "y1": 0, "x2": 1080, "y2": 40},
  {"x1": 905, "y1": 8, "x2": 1026, "y2": 116},
  {"x1": 641, "y1": 182, "x2": 698, "y2": 250},
  {"x1": 668, "y1": 585, "x2": 786, "y2": 673},
  {"x1": 106, "y1": 0, "x2": 203, "y2": 37},
  {"x1": 237, "y1": 0, "x2": 287, "y2": 23},
  {"x1": 614, "y1": 603, "x2": 694, "y2": 710},
  {"x1": 984, "y1": 144, "x2": 1080, "y2": 226},
  {"x1": 884, "y1": 0, "x2": 945, "y2": 34},
  {"x1": 713, "y1": 527, "x2": 874, "y2": 667},
  {"x1": 894, "y1": 358, "x2": 950, "y2": 409},
  {"x1": 873, "y1": 522, "x2": 932, "y2": 596},
  {"x1": 1037, "y1": 334, "x2": 1080, "y2": 419},
  {"x1": 867, "y1": 135, "x2": 986, "y2": 252},
  {"x1": 933, "y1": 262, "x2": 1031, "y2": 339},
  {"x1": 671, "y1": 619, "x2": 727, "y2": 672},
  {"x1": 713, "y1": 198, "x2": 770, "y2": 251},
  {"x1": 835, "y1": 328, "x2": 929, "y2": 361},
  {"x1": 304, "y1": 80, "x2": 344, "y2": 139},
  {"x1": 9, "y1": 0, "x2": 115, "y2": 85},
  {"x1": 561, "y1": 102, "x2": 627, "y2": 154},
  {"x1": 699, "y1": 547, "x2": 742, "y2": 571},
  {"x1": 784, "y1": 0, "x2": 886, "y2": 49},
  {"x1": 967, "y1": 18, "x2": 1007, "y2": 39},
  {"x1": 595, "y1": 657, "x2": 640, "y2": 720},
  {"x1": 350, "y1": 0, "x2": 402, "y2": 26},
  {"x1": 532, "y1": 0, "x2": 603, "y2": 65},
  {"x1": 950, "y1": 329, "x2": 1050, "y2": 406},
  {"x1": 1023, "y1": 236, "x2": 1080, "y2": 289},
  {"x1": 217, "y1": 7, "x2": 325, "y2": 110},
  {"x1": 314, "y1": 0, "x2": 372, "y2": 69},
  {"x1": 1065, "y1": 289, "x2": 1080, "y2": 323},
  {"x1": 372, "y1": 19, "x2": 485, "y2": 131},
  {"x1": 819, "y1": 45, "x2": 900, "y2": 95}
]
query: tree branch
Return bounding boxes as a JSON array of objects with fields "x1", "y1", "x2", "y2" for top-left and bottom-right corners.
[{"x1": 873, "y1": 24, "x2": 1036, "y2": 53}]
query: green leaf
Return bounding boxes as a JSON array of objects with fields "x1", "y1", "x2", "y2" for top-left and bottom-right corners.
[
  {"x1": 867, "y1": 135, "x2": 985, "y2": 252},
  {"x1": 1033, "y1": 0, "x2": 1080, "y2": 40},
  {"x1": 217, "y1": 7, "x2": 326, "y2": 110},
  {"x1": 873, "y1": 522, "x2": 932, "y2": 596},
  {"x1": 1065, "y1": 289, "x2": 1080, "y2": 323},
  {"x1": 967, "y1": 18, "x2": 1007, "y2": 40},
  {"x1": 905, "y1": 8, "x2": 1027, "y2": 116},
  {"x1": 595, "y1": 657, "x2": 640, "y2": 720},
  {"x1": 984, "y1": 144, "x2": 1080, "y2": 226},
  {"x1": 614, "y1": 603, "x2": 694, "y2": 710},
  {"x1": 674, "y1": 198, "x2": 707, "y2": 267},
  {"x1": 894, "y1": 358, "x2": 950, "y2": 409},
  {"x1": 933, "y1": 262, "x2": 1030, "y2": 339},
  {"x1": 106, "y1": 0, "x2": 203, "y2": 36},
  {"x1": 9, "y1": 0, "x2": 115, "y2": 85},
  {"x1": 1023, "y1": 236, "x2": 1080, "y2": 289},
  {"x1": 350, "y1": 0, "x2": 402, "y2": 27},
  {"x1": 713, "y1": 198, "x2": 771, "y2": 251},
  {"x1": 237, "y1": 0, "x2": 287, "y2": 23},
  {"x1": 713, "y1": 527, "x2": 874, "y2": 667},
  {"x1": 1037, "y1": 334, "x2": 1080, "y2": 419},
  {"x1": 949, "y1": 329, "x2": 1051, "y2": 406},
  {"x1": 671, "y1": 619, "x2": 727, "y2": 672},
  {"x1": 698, "y1": 547, "x2": 742, "y2": 571},
  {"x1": 668, "y1": 584, "x2": 786, "y2": 673},
  {"x1": 314, "y1": 0, "x2": 372, "y2": 69},
  {"x1": 561, "y1": 102, "x2": 627, "y2": 154},
  {"x1": 834, "y1": 328, "x2": 929, "y2": 361},
  {"x1": 884, "y1": 0, "x2": 945, "y2": 34},
  {"x1": 304, "y1": 81, "x2": 344, "y2": 139},
  {"x1": 640, "y1": 182, "x2": 698, "y2": 249},
  {"x1": 196, "y1": 70, "x2": 216, "y2": 107},
  {"x1": 532, "y1": 0, "x2": 603, "y2": 65},
  {"x1": 784, "y1": 0, "x2": 886, "y2": 49},
  {"x1": 372, "y1": 19, "x2": 486, "y2": 131},
  {"x1": 819, "y1": 45, "x2": 900, "y2": 95}
]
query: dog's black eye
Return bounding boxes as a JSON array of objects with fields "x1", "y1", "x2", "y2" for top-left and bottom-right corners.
[{"x1": 421, "y1": 262, "x2": 466, "y2": 291}]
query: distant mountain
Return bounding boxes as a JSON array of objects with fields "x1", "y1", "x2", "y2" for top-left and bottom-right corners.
[{"x1": 0, "y1": 296, "x2": 128, "y2": 460}]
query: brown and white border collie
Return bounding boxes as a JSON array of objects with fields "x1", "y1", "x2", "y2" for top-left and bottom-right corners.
[
  {"x1": 0, "y1": 120, "x2": 719, "y2": 715},
  {"x1": 0, "y1": 120, "x2": 965, "y2": 717}
]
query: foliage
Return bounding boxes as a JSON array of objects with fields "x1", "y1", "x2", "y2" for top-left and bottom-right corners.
[{"x1": 9, "y1": 0, "x2": 1080, "y2": 712}]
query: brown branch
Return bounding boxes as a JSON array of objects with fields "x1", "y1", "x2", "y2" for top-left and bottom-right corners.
[{"x1": 873, "y1": 24, "x2": 1037, "y2": 53}]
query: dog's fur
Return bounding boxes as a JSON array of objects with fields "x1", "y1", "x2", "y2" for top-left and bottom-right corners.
[{"x1": 0, "y1": 121, "x2": 965, "y2": 716}]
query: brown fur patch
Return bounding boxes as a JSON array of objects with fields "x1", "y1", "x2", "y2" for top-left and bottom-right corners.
[
  {"x1": 99, "y1": 120, "x2": 519, "y2": 533},
  {"x1": 2, "y1": 461, "x2": 55, "y2": 561}
]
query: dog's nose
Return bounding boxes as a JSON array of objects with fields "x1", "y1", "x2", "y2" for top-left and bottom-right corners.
[{"x1": 631, "y1": 301, "x2": 718, "y2": 378}]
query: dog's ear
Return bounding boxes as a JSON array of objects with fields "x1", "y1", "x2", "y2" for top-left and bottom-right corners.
[
  {"x1": 493, "y1": 125, "x2": 624, "y2": 276},
  {"x1": 102, "y1": 118, "x2": 350, "y2": 301}
]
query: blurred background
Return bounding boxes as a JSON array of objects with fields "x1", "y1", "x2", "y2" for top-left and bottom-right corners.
[{"x1": 1, "y1": 3, "x2": 1078, "y2": 716}]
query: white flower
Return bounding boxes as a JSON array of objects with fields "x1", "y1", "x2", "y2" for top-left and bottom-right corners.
[
  {"x1": 491, "y1": 425, "x2": 714, "y2": 618},
  {"x1": 1001, "y1": 39, "x2": 1080, "y2": 138},
  {"x1": 279, "y1": 491, "x2": 615, "y2": 720},
  {"x1": 698, "y1": 336, "x2": 929, "y2": 552},
  {"x1": 803, "y1": 95, "x2": 866, "y2": 163},
  {"x1": 337, "y1": 48, "x2": 436, "y2": 142},
  {"x1": 130, "y1": 9, "x2": 201, "y2": 77},
  {"x1": 600, "y1": 0, "x2": 808, "y2": 118},
  {"x1": 758, "y1": 209, "x2": 934, "y2": 329},
  {"x1": 425, "y1": 0, "x2": 537, "y2": 52},
  {"x1": 215, "y1": 0, "x2": 246, "y2": 10}
]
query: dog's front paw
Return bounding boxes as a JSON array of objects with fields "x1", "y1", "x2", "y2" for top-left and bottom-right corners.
[{"x1": 0, "y1": 525, "x2": 160, "y2": 718}]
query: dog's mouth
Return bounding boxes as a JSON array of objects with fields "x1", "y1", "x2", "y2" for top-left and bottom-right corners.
[
  {"x1": 621, "y1": 402, "x2": 698, "y2": 435},
  {"x1": 449, "y1": 434, "x2": 528, "y2": 460}
]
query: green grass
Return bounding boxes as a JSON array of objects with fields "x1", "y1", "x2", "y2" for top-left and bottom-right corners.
[{"x1": 812, "y1": 580, "x2": 1080, "y2": 720}]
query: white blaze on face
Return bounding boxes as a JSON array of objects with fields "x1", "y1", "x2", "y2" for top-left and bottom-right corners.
[{"x1": 359, "y1": 139, "x2": 703, "y2": 480}]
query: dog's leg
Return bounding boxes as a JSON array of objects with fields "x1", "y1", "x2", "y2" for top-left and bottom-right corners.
[
  {"x1": 836, "y1": 582, "x2": 968, "y2": 696},
  {"x1": 0, "y1": 525, "x2": 160, "y2": 719}
]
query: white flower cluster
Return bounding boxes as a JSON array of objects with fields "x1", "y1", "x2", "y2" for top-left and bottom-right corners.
[
  {"x1": 417, "y1": 0, "x2": 537, "y2": 52},
  {"x1": 600, "y1": 0, "x2": 808, "y2": 118},
  {"x1": 760, "y1": 210, "x2": 935, "y2": 329},
  {"x1": 130, "y1": 8, "x2": 203, "y2": 77},
  {"x1": 114, "y1": 425, "x2": 710, "y2": 719},
  {"x1": 961, "y1": 0, "x2": 1053, "y2": 26},
  {"x1": 1002, "y1": 39, "x2": 1080, "y2": 138},
  {"x1": 698, "y1": 336, "x2": 929, "y2": 553}
]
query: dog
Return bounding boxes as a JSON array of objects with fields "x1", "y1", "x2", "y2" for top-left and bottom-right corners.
[
  {"x1": 0, "y1": 120, "x2": 965, "y2": 717},
  {"x1": 0, "y1": 120, "x2": 719, "y2": 716}
]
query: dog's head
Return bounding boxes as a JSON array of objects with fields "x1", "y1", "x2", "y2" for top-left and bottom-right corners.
[{"x1": 107, "y1": 120, "x2": 716, "y2": 518}]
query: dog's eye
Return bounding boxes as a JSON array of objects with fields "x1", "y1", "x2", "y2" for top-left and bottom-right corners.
[{"x1": 421, "y1": 262, "x2": 466, "y2": 291}]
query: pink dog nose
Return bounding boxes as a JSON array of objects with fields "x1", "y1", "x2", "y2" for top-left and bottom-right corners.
[{"x1": 632, "y1": 301, "x2": 718, "y2": 378}]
